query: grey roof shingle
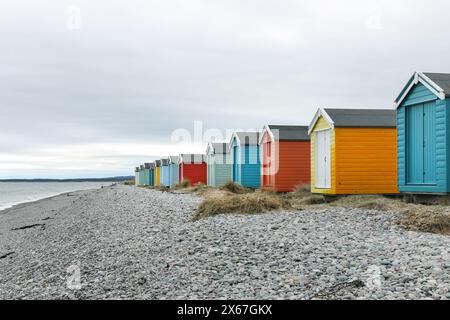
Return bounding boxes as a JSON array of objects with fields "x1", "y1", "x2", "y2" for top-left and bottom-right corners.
[
  {"x1": 424, "y1": 73, "x2": 450, "y2": 97},
  {"x1": 168, "y1": 156, "x2": 179, "y2": 164},
  {"x1": 180, "y1": 154, "x2": 205, "y2": 164},
  {"x1": 324, "y1": 108, "x2": 396, "y2": 128},
  {"x1": 267, "y1": 125, "x2": 310, "y2": 141},
  {"x1": 209, "y1": 142, "x2": 230, "y2": 154},
  {"x1": 234, "y1": 132, "x2": 260, "y2": 146}
]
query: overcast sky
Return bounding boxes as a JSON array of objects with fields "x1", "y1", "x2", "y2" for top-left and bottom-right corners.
[{"x1": 1, "y1": 0, "x2": 450, "y2": 178}]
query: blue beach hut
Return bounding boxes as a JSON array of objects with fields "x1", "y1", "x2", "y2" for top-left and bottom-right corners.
[
  {"x1": 160, "y1": 159, "x2": 170, "y2": 187},
  {"x1": 139, "y1": 165, "x2": 145, "y2": 186},
  {"x1": 168, "y1": 156, "x2": 179, "y2": 187},
  {"x1": 395, "y1": 72, "x2": 450, "y2": 194},
  {"x1": 229, "y1": 132, "x2": 261, "y2": 188},
  {"x1": 143, "y1": 163, "x2": 151, "y2": 186}
]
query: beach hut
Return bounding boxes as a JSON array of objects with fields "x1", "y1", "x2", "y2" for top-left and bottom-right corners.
[
  {"x1": 135, "y1": 167, "x2": 140, "y2": 186},
  {"x1": 206, "y1": 142, "x2": 232, "y2": 186},
  {"x1": 259, "y1": 125, "x2": 311, "y2": 192},
  {"x1": 139, "y1": 165, "x2": 145, "y2": 186},
  {"x1": 395, "y1": 72, "x2": 450, "y2": 194},
  {"x1": 160, "y1": 159, "x2": 170, "y2": 187},
  {"x1": 143, "y1": 163, "x2": 151, "y2": 186},
  {"x1": 148, "y1": 162, "x2": 155, "y2": 187},
  {"x1": 230, "y1": 132, "x2": 261, "y2": 188},
  {"x1": 178, "y1": 154, "x2": 207, "y2": 186},
  {"x1": 308, "y1": 108, "x2": 398, "y2": 195},
  {"x1": 154, "y1": 160, "x2": 161, "y2": 187},
  {"x1": 168, "y1": 156, "x2": 179, "y2": 187}
]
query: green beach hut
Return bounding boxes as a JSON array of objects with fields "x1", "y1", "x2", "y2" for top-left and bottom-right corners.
[{"x1": 206, "y1": 142, "x2": 232, "y2": 186}]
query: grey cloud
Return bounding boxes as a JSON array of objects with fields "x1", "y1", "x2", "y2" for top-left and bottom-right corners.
[{"x1": 1, "y1": 0, "x2": 450, "y2": 177}]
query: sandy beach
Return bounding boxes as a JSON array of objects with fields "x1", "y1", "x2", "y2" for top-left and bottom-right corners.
[{"x1": 1, "y1": 184, "x2": 450, "y2": 300}]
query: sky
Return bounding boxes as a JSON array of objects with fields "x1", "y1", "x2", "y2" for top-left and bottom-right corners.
[{"x1": 1, "y1": 0, "x2": 450, "y2": 178}]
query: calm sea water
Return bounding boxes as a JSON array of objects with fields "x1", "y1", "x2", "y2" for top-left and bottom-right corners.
[{"x1": 0, "y1": 182, "x2": 114, "y2": 211}]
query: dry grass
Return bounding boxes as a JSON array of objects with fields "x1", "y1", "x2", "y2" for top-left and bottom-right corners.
[
  {"x1": 328, "y1": 195, "x2": 403, "y2": 211},
  {"x1": 283, "y1": 185, "x2": 325, "y2": 208},
  {"x1": 188, "y1": 182, "x2": 450, "y2": 237},
  {"x1": 193, "y1": 191, "x2": 287, "y2": 221},
  {"x1": 157, "y1": 186, "x2": 170, "y2": 192},
  {"x1": 294, "y1": 184, "x2": 311, "y2": 193},
  {"x1": 187, "y1": 183, "x2": 212, "y2": 195},
  {"x1": 172, "y1": 180, "x2": 190, "y2": 189},
  {"x1": 220, "y1": 181, "x2": 252, "y2": 194},
  {"x1": 399, "y1": 207, "x2": 450, "y2": 236}
]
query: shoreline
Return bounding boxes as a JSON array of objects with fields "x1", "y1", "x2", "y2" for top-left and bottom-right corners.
[{"x1": 0, "y1": 184, "x2": 114, "y2": 214}]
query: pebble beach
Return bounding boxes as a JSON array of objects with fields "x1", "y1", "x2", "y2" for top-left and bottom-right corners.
[{"x1": 1, "y1": 184, "x2": 449, "y2": 300}]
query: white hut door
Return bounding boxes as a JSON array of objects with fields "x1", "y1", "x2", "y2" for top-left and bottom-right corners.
[{"x1": 315, "y1": 129, "x2": 331, "y2": 189}]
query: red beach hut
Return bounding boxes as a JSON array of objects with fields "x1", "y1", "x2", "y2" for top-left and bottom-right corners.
[
  {"x1": 178, "y1": 154, "x2": 207, "y2": 186},
  {"x1": 260, "y1": 125, "x2": 311, "y2": 192}
]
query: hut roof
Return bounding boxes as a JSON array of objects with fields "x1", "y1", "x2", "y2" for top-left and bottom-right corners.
[
  {"x1": 179, "y1": 154, "x2": 205, "y2": 164},
  {"x1": 230, "y1": 132, "x2": 260, "y2": 147},
  {"x1": 261, "y1": 125, "x2": 310, "y2": 143},
  {"x1": 207, "y1": 142, "x2": 230, "y2": 155},
  {"x1": 394, "y1": 72, "x2": 450, "y2": 108},
  {"x1": 168, "y1": 156, "x2": 179, "y2": 164},
  {"x1": 309, "y1": 108, "x2": 396, "y2": 134},
  {"x1": 424, "y1": 73, "x2": 450, "y2": 96}
]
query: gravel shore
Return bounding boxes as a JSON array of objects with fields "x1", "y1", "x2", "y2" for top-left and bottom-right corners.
[{"x1": 1, "y1": 184, "x2": 449, "y2": 300}]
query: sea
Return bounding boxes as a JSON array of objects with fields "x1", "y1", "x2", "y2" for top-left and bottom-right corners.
[{"x1": 0, "y1": 182, "x2": 114, "y2": 211}]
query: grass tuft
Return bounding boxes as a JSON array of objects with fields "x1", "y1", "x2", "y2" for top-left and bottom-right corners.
[
  {"x1": 188, "y1": 181, "x2": 450, "y2": 237},
  {"x1": 193, "y1": 191, "x2": 287, "y2": 221},
  {"x1": 293, "y1": 184, "x2": 311, "y2": 193},
  {"x1": 399, "y1": 209, "x2": 450, "y2": 236},
  {"x1": 220, "y1": 181, "x2": 251, "y2": 194},
  {"x1": 173, "y1": 180, "x2": 190, "y2": 189},
  {"x1": 157, "y1": 186, "x2": 170, "y2": 192}
]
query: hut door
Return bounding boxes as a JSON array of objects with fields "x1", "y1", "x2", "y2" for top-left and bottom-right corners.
[
  {"x1": 407, "y1": 102, "x2": 436, "y2": 185},
  {"x1": 233, "y1": 146, "x2": 239, "y2": 182},
  {"x1": 315, "y1": 129, "x2": 331, "y2": 189}
]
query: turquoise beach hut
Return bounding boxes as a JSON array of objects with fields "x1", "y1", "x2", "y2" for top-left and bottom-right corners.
[
  {"x1": 229, "y1": 132, "x2": 261, "y2": 188},
  {"x1": 143, "y1": 163, "x2": 152, "y2": 186},
  {"x1": 395, "y1": 72, "x2": 450, "y2": 194},
  {"x1": 206, "y1": 142, "x2": 232, "y2": 186},
  {"x1": 139, "y1": 165, "x2": 145, "y2": 186},
  {"x1": 168, "y1": 156, "x2": 179, "y2": 187},
  {"x1": 160, "y1": 159, "x2": 170, "y2": 187},
  {"x1": 149, "y1": 162, "x2": 155, "y2": 187}
]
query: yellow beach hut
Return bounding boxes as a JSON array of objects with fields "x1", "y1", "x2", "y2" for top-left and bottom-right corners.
[
  {"x1": 308, "y1": 108, "x2": 398, "y2": 195},
  {"x1": 154, "y1": 160, "x2": 161, "y2": 187}
]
